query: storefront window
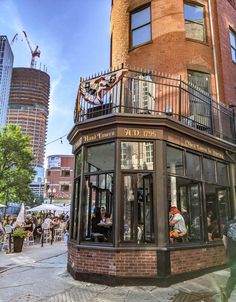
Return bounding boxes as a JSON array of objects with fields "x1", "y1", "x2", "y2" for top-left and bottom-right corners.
[
  {"x1": 205, "y1": 184, "x2": 230, "y2": 241},
  {"x1": 81, "y1": 143, "x2": 115, "y2": 243},
  {"x1": 203, "y1": 158, "x2": 216, "y2": 183},
  {"x1": 121, "y1": 142, "x2": 153, "y2": 170},
  {"x1": 168, "y1": 177, "x2": 202, "y2": 243},
  {"x1": 81, "y1": 173, "x2": 113, "y2": 243},
  {"x1": 217, "y1": 162, "x2": 228, "y2": 186},
  {"x1": 86, "y1": 143, "x2": 115, "y2": 172},
  {"x1": 186, "y1": 152, "x2": 201, "y2": 179},
  {"x1": 167, "y1": 146, "x2": 184, "y2": 175},
  {"x1": 123, "y1": 173, "x2": 154, "y2": 244}
]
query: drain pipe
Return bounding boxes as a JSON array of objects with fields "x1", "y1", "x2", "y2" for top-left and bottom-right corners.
[{"x1": 208, "y1": 0, "x2": 223, "y2": 135}]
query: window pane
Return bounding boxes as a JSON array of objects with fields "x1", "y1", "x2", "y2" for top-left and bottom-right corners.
[
  {"x1": 206, "y1": 184, "x2": 221, "y2": 241},
  {"x1": 132, "y1": 24, "x2": 151, "y2": 47},
  {"x1": 72, "y1": 180, "x2": 80, "y2": 240},
  {"x1": 167, "y1": 146, "x2": 184, "y2": 175},
  {"x1": 203, "y1": 158, "x2": 216, "y2": 183},
  {"x1": 123, "y1": 175, "x2": 135, "y2": 241},
  {"x1": 82, "y1": 174, "x2": 114, "y2": 243},
  {"x1": 230, "y1": 31, "x2": 236, "y2": 48},
  {"x1": 217, "y1": 162, "x2": 228, "y2": 186},
  {"x1": 186, "y1": 152, "x2": 201, "y2": 179},
  {"x1": 121, "y1": 142, "x2": 153, "y2": 170},
  {"x1": 131, "y1": 7, "x2": 150, "y2": 30},
  {"x1": 76, "y1": 152, "x2": 82, "y2": 177},
  {"x1": 123, "y1": 173, "x2": 154, "y2": 244},
  {"x1": 86, "y1": 143, "x2": 115, "y2": 172},
  {"x1": 184, "y1": 3, "x2": 205, "y2": 41},
  {"x1": 218, "y1": 189, "x2": 230, "y2": 233},
  {"x1": 231, "y1": 49, "x2": 236, "y2": 63}
]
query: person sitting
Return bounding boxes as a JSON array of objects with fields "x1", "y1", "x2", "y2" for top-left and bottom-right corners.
[
  {"x1": 91, "y1": 207, "x2": 101, "y2": 233},
  {"x1": 169, "y1": 206, "x2": 187, "y2": 242}
]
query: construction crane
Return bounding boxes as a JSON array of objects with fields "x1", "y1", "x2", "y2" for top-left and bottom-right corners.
[
  {"x1": 11, "y1": 33, "x2": 18, "y2": 46},
  {"x1": 22, "y1": 30, "x2": 40, "y2": 68}
]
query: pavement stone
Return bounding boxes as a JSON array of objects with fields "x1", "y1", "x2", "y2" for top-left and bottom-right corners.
[{"x1": 0, "y1": 242, "x2": 235, "y2": 302}]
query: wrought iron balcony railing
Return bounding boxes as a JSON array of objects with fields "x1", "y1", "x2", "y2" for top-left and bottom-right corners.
[{"x1": 74, "y1": 67, "x2": 236, "y2": 145}]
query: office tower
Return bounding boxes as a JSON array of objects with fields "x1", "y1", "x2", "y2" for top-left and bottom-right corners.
[
  {"x1": 0, "y1": 36, "x2": 13, "y2": 127},
  {"x1": 7, "y1": 67, "x2": 50, "y2": 196}
]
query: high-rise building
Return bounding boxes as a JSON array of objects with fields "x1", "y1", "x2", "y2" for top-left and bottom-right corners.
[
  {"x1": 7, "y1": 67, "x2": 50, "y2": 195},
  {"x1": 68, "y1": 0, "x2": 236, "y2": 283},
  {"x1": 0, "y1": 36, "x2": 13, "y2": 127}
]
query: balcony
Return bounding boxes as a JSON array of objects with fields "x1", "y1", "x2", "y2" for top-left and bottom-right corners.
[{"x1": 74, "y1": 67, "x2": 236, "y2": 145}]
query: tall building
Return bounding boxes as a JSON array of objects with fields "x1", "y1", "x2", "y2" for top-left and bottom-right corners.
[
  {"x1": 45, "y1": 155, "x2": 74, "y2": 204},
  {"x1": 7, "y1": 67, "x2": 50, "y2": 195},
  {"x1": 0, "y1": 36, "x2": 13, "y2": 127},
  {"x1": 68, "y1": 0, "x2": 236, "y2": 283}
]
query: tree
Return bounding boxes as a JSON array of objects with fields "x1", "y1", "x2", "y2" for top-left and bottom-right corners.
[{"x1": 0, "y1": 124, "x2": 35, "y2": 205}]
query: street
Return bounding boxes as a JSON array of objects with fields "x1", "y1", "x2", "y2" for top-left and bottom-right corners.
[{"x1": 0, "y1": 242, "x2": 234, "y2": 302}]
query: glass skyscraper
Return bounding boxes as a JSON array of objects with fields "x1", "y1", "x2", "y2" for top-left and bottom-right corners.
[{"x1": 0, "y1": 36, "x2": 13, "y2": 127}]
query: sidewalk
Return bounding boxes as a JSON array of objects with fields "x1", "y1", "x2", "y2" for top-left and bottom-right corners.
[
  {"x1": 0, "y1": 241, "x2": 67, "y2": 273},
  {"x1": 0, "y1": 242, "x2": 235, "y2": 302}
]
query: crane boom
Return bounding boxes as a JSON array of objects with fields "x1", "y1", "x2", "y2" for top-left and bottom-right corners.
[
  {"x1": 22, "y1": 30, "x2": 41, "y2": 68},
  {"x1": 11, "y1": 33, "x2": 18, "y2": 46}
]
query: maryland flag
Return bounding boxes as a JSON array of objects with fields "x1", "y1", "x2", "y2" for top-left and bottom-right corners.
[{"x1": 79, "y1": 69, "x2": 127, "y2": 105}]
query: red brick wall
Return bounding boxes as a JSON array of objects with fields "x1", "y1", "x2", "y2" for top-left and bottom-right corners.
[
  {"x1": 111, "y1": 0, "x2": 219, "y2": 98},
  {"x1": 171, "y1": 246, "x2": 227, "y2": 274},
  {"x1": 68, "y1": 243, "x2": 226, "y2": 278},
  {"x1": 216, "y1": 0, "x2": 236, "y2": 105},
  {"x1": 68, "y1": 244, "x2": 157, "y2": 276}
]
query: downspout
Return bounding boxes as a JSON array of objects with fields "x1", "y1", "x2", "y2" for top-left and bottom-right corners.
[{"x1": 208, "y1": 0, "x2": 223, "y2": 136}]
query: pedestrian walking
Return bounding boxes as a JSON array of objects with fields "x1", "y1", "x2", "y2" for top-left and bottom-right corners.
[{"x1": 221, "y1": 216, "x2": 236, "y2": 302}]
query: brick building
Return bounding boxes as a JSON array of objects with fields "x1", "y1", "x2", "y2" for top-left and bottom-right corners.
[
  {"x1": 45, "y1": 155, "x2": 74, "y2": 204},
  {"x1": 68, "y1": 0, "x2": 236, "y2": 284}
]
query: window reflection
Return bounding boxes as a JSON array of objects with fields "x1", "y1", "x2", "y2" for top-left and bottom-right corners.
[
  {"x1": 121, "y1": 142, "x2": 153, "y2": 170},
  {"x1": 131, "y1": 6, "x2": 151, "y2": 47},
  {"x1": 167, "y1": 146, "x2": 184, "y2": 175},
  {"x1": 86, "y1": 143, "x2": 115, "y2": 172},
  {"x1": 184, "y1": 3, "x2": 205, "y2": 42},
  {"x1": 203, "y1": 158, "x2": 216, "y2": 183}
]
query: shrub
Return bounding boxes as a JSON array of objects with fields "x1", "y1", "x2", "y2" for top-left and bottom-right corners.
[{"x1": 12, "y1": 228, "x2": 27, "y2": 238}]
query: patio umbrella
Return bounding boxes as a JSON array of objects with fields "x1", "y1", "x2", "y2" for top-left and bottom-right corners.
[
  {"x1": 27, "y1": 203, "x2": 62, "y2": 212},
  {"x1": 0, "y1": 203, "x2": 6, "y2": 208},
  {"x1": 16, "y1": 203, "x2": 25, "y2": 226}
]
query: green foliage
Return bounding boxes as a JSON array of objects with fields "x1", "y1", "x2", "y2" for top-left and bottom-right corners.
[
  {"x1": 12, "y1": 227, "x2": 27, "y2": 238},
  {"x1": 0, "y1": 124, "x2": 35, "y2": 205}
]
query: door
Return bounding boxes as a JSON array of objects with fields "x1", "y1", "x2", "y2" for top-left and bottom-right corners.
[{"x1": 122, "y1": 173, "x2": 153, "y2": 243}]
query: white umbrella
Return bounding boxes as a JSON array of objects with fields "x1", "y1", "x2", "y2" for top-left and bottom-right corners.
[
  {"x1": 0, "y1": 203, "x2": 6, "y2": 208},
  {"x1": 16, "y1": 203, "x2": 25, "y2": 226},
  {"x1": 27, "y1": 203, "x2": 62, "y2": 212}
]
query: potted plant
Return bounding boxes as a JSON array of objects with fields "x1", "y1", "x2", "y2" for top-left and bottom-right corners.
[{"x1": 12, "y1": 228, "x2": 27, "y2": 253}]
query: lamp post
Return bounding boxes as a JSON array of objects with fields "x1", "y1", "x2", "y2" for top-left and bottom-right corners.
[{"x1": 48, "y1": 188, "x2": 56, "y2": 204}]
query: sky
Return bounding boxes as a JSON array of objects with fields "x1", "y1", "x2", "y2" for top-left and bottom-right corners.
[{"x1": 0, "y1": 0, "x2": 111, "y2": 162}]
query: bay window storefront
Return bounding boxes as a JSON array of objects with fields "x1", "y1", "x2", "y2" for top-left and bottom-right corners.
[{"x1": 68, "y1": 124, "x2": 235, "y2": 283}]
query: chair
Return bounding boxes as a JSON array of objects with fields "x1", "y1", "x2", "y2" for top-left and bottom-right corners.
[
  {"x1": 54, "y1": 228, "x2": 63, "y2": 242},
  {"x1": 41, "y1": 223, "x2": 51, "y2": 244},
  {"x1": 24, "y1": 231, "x2": 34, "y2": 247}
]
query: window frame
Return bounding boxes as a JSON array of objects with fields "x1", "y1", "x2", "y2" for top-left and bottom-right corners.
[
  {"x1": 229, "y1": 28, "x2": 236, "y2": 63},
  {"x1": 184, "y1": 1, "x2": 207, "y2": 43},
  {"x1": 130, "y1": 3, "x2": 152, "y2": 49}
]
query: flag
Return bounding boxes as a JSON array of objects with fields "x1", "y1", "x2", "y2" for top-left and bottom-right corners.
[{"x1": 79, "y1": 69, "x2": 127, "y2": 105}]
